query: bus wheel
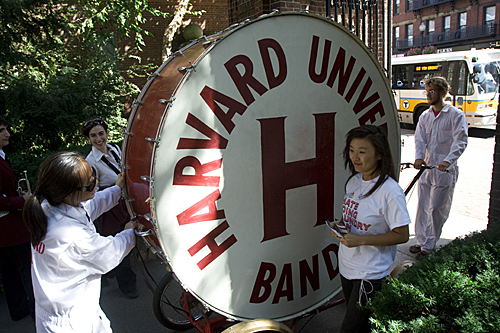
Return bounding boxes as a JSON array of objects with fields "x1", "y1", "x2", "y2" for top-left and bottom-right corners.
[{"x1": 413, "y1": 107, "x2": 425, "y2": 127}]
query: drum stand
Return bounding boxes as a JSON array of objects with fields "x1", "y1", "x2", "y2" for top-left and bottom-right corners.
[{"x1": 170, "y1": 283, "x2": 345, "y2": 333}]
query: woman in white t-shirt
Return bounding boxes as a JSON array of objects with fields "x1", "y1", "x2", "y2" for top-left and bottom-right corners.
[{"x1": 330, "y1": 125, "x2": 411, "y2": 333}]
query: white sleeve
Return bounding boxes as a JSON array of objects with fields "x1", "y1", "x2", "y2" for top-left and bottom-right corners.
[
  {"x1": 384, "y1": 186, "x2": 411, "y2": 230},
  {"x1": 444, "y1": 111, "x2": 468, "y2": 165},
  {"x1": 82, "y1": 186, "x2": 121, "y2": 222},
  {"x1": 66, "y1": 227, "x2": 136, "y2": 275},
  {"x1": 414, "y1": 114, "x2": 427, "y2": 160}
]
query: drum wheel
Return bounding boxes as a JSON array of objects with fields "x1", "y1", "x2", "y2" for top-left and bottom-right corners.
[{"x1": 152, "y1": 271, "x2": 212, "y2": 330}]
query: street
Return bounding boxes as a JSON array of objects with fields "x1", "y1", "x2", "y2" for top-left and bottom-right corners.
[{"x1": 1, "y1": 127, "x2": 495, "y2": 333}]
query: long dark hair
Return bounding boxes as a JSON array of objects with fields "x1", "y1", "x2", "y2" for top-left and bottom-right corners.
[
  {"x1": 342, "y1": 125, "x2": 397, "y2": 198},
  {"x1": 23, "y1": 151, "x2": 91, "y2": 245}
]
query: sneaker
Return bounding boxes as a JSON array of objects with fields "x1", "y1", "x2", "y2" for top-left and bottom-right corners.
[{"x1": 409, "y1": 245, "x2": 422, "y2": 253}]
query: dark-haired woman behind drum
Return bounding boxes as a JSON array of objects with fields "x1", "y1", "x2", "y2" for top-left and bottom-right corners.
[
  {"x1": 80, "y1": 118, "x2": 138, "y2": 299},
  {"x1": 329, "y1": 125, "x2": 411, "y2": 333}
]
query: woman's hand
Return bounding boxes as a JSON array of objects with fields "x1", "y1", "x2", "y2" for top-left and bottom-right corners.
[
  {"x1": 124, "y1": 220, "x2": 137, "y2": 230},
  {"x1": 21, "y1": 191, "x2": 31, "y2": 201},
  {"x1": 330, "y1": 229, "x2": 363, "y2": 247},
  {"x1": 332, "y1": 225, "x2": 409, "y2": 248},
  {"x1": 115, "y1": 173, "x2": 125, "y2": 190},
  {"x1": 336, "y1": 233, "x2": 364, "y2": 247}
]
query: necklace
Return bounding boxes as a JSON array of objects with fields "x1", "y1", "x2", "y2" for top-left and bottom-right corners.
[{"x1": 358, "y1": 178, "x2": 373, "y2": 199}]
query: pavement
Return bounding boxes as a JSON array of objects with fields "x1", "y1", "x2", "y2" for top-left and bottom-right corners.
[{"x1": 0, "y1": 127, "x2": 493, "y2": 333}]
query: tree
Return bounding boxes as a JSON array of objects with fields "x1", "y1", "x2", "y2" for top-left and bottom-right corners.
[{"x1": 0, "y1": 0, "x2": 168, "y2": 179}]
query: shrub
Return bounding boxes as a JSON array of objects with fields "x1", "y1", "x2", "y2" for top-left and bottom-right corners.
[
  {"x1": 368, "y1": 223, "x2": 500, "y2": 332},
  {"x1": 423, "y1": 45, "x2": 437, "y2": 54},
  {"x1": 407, "y1": 48, "x2": 422, "y2": 56}
]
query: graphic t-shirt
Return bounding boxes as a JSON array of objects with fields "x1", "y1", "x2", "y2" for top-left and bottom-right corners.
[{"x1": 339, "y1": 173, "x2": 411, "y2": 280}]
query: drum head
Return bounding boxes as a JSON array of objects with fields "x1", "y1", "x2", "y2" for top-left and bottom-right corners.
[{"x1": 135, "y1": 12, "x2": 399, "y2": 321}]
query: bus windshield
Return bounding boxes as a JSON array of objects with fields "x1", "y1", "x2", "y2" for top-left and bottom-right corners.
[{"x1": 476, "y1": 61, "x2": 500, "y2": 95}]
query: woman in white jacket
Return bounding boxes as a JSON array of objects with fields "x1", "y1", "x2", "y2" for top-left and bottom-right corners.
[{"x1": 23, "y1": 151, "x2": 137, "y2": 333}]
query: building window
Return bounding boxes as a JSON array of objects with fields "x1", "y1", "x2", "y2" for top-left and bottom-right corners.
[
  {"x1": 459, "y1": 12, "x2": 467, "y2": 30},
  {"x1": 484, "y1": 6, "x2": 495, "y2": 28},
  {"x1": 443, "y1": 15, "x2": 450, "y2": 38},
  {"x1": 406, "y1": 0, "x2": 412, "y2": 12},
  {"x1": 394, "y1": 0, "x2": 400, "y2": 15},
  {"x1": 407, "y1": 23, "x2": 413, "y2": 47},
  {"x1": 428, "y1": 19, "x2": 435, "y2": 43},
  {"x1": 394, "y1": 26, "x2": 400, "y2": 48}
]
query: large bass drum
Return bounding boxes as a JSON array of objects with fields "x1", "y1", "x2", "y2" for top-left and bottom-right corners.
[{"x1": 122, "y1": 11, "x2": 399, "y2": 321}]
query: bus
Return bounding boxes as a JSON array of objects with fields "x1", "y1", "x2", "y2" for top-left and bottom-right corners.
[{"x1": 392, "y1": 49, "x2": 499, "y2": 127}]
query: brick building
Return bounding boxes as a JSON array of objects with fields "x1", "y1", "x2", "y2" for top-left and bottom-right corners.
[
  {"x1": 392, "y1": 0, "x2": 500, "y2": 54},
  {"x1": 116, "y1": 0, "x2": 230, "y2": 89},
  {"x1": 119, "y1": 0, "x2": 389, "y2": 88}
]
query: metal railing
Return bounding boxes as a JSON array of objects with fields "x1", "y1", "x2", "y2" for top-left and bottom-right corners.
[
  {"x1": 394, "y1": 23, "x2": 497, "y2": 50},
  {"x1": 326, "y1": 0, "x2": 391, "y2": 75},
  {"x1": 411, "y1": 0, "x2": 454, "y2": 11}
]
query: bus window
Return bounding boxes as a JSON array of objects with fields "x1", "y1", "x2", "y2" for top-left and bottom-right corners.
[
  {"x1": 478, "y1": 62, "x2": 500, "y2": 94},
  {"x1": 457, "y1": 61, "x2": 467, "y2": 95},
  {"x1": 467, "y1": 72, "x2": 475, "y2": 95},
  {"x1": 393, "y1": 65, "x2": 410, "y2": 88},
  {"x1": 446, "y1": 63, "x2": 454, "y2": 92},
  {"x1": 412, "y1": 63, "x2": 441, "y2": 89}
]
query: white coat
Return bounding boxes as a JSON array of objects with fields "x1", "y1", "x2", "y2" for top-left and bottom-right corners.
[
  {"x1": 414, "y1": 104, "x2": 468, "y2": 252},
  {"x1": 31, "y1": 186, "x2": 135, "y2": 332}
]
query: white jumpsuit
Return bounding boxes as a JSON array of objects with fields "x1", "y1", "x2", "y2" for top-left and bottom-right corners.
[
  {"x1": 31, "y1": 186, "x2": 136, "y2": 332},
  {"x1": 414, "y1": 104, "x2": 468, "y2": 253}
]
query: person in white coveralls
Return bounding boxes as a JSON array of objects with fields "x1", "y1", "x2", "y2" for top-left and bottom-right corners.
[
  {"x1": 410, "y1": 77, "x2": 468, "y2": 257},
  {"x1": 23, "y1": 151, "x2": 138, "y2": 332},
  {"x1": 330, "y1": 125, "x2": 411, "y2": 333}
]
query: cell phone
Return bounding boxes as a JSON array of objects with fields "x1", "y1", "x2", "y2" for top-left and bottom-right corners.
[{"x1": 325, "y1": 220, "x2": 345, "y2": 238}]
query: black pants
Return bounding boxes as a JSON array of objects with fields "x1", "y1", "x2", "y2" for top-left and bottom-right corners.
[
  {"x1": 104, "y1": 252, "x2": 137, "y2": 293},
  {"x1": 340, "y1": 274, "x2": 385, "y2": 333},
  {"x1": 0, "y1": 242, "x2": 35, "y2": 321}
]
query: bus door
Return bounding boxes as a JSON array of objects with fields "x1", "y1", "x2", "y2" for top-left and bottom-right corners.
[{"x1": 445, "y1": 61, "x2": 469, "y2": 111}]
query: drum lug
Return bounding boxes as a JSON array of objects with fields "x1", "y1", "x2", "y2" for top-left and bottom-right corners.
[
  {"x1": 142, "y1": 213, "x2": 154, "y2": 223},
  {"x1": 122, "y1": 129, "x2": 133, "y2": 137},
  {"x1": 172, "y1": 50, "x2": 183, "y2": 57},
  {"x1": 141, "y1": 175, "x2": 154, "y2": 184},
  {"x1": 202, "y1": 40, "x2": 213, "y2": 49},
  {"x1": 178, "y1": 61, "x2": 196, "y2": 73},
  {"x1": 142, "y1": 213, "x2": 160, "y2": 230},
  {"x1": 158, "y1": 97, "x2": 175, "y2": 106},
  {"x1": 145, "y1": 137, "x2": 161, "y2": 147},
  {"x1": 131, "y1": 98, "x2": 144, "y2": 107},
  {"x1": 147, "y1": 72, "x2": 161, "y2": 81}
]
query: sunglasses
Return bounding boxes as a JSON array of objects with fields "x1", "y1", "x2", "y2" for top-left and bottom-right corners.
[
  {"x1": 84, "y1": 118, "x2": 104, "y2": 128},
  {"x1": 77, "y1": 167, "x2": 97, "y2": 192}
]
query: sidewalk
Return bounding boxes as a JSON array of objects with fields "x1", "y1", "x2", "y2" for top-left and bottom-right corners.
[{"x1": 391, "y1": 205, "x2": 489, "y2": 274}]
